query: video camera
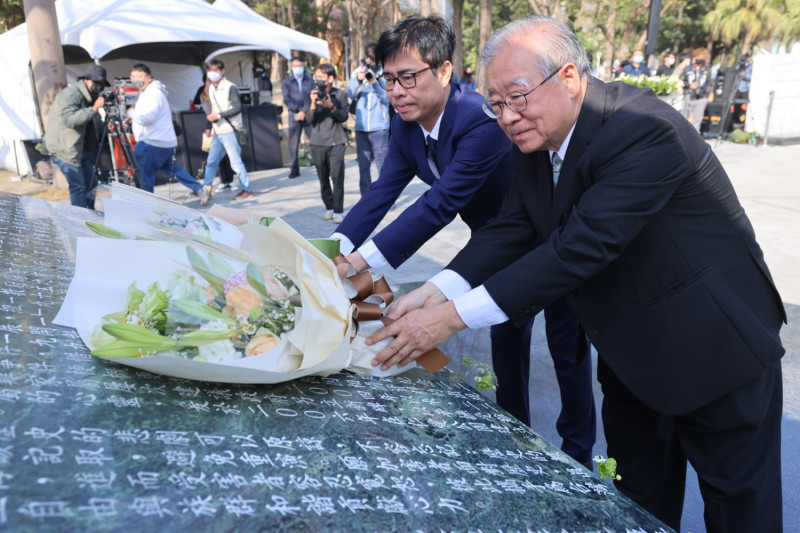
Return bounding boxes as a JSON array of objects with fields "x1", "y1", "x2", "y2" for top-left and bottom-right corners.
[{"x1": 314, "y1": 79, "x2": 329, "y2": 101}]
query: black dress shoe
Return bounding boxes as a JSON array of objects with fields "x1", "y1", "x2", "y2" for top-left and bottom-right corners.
[{"x1": 288, "y1": 171, "x2": 300, "y2": 179}]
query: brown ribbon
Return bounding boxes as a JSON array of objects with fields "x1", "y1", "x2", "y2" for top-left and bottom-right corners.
[{"x1": 333, "y1": 256, "x2": 450, "y2": 374}]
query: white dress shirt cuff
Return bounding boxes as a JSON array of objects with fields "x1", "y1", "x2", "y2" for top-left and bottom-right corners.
[
  {"x1": 453, "y1": 286, "x2": 509, "y2": 329},
  {"x1": 330, "y1": 232, "x2": 354, "y2": 255},
  {"x1": 429, "y1": 269, "x2": 472, "y2": 301},
  {"x1": 358, "y1": 240, "x2": 388, "y2": 269}
]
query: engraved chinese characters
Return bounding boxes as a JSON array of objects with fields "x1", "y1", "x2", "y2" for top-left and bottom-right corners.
[{"x1": 0, "y1": 195, "x2": 670, "y2": 532}]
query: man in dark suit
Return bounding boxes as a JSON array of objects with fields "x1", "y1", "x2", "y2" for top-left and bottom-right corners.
[
  {"x1": 333, "y1": 14, "x2": 596, "y2": 467},
  {"x1": 282, "y1": 57, "x2": 314, "y2": 178},
  {"x1": 368, "y1": 16, "x2": 785, "y2": 533}
]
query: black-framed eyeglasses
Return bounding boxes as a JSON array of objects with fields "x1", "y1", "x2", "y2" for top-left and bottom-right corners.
[
  {"x1": 482, "y1": 66, "x2": 563, "y2": 119},
  {"x1": 379, "y1": 66, "x2": 437, "y2": 90}
]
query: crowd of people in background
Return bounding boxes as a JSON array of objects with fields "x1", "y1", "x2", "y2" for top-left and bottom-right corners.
[{"x1": 49, "y1": 38, "x2": 753, "y2": 214}]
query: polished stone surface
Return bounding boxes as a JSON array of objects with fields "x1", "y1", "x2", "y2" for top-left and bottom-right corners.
[{"x1": 0, "y1": 194, "x2": 671, "y2": 531}]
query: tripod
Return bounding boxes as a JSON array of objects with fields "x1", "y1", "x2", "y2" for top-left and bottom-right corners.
[
  {"x1": 715, "y1": 64, "x2": 750, "y2": 146},
  {"x1": 94, "y1": 105, "x2": 141, "y2": 188}
]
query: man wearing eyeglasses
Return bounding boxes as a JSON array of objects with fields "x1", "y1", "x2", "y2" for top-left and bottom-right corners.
[
  {"x1": 333, "y1": 14, "x2": 596, "y2": 469},
  {"x1": 367, "y1": 15, "x2": 785, "y2": 533}
]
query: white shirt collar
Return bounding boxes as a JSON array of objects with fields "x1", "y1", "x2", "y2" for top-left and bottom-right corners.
[
  {"x1": 549, "y1": 122, "x2": 577, "y2": 164},
  {"x1": 420, "y1": 110, "x2": 445, "y2": 144}
]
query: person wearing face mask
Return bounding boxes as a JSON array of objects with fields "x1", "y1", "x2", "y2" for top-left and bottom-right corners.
[
  {"x1": 41, "y1": 64, "x2": 109, "y2": 209},
  {"x1": 124, "y1": 63, "x2": 204, "y2": 196},
  {"x1": 348, "y1": 43, "x2": 390, "y2": 196},
  {"x1": 282, "y1": 57, "x2": 315, "y2": 179},
  {"x1": 655, "y1": 51, "x2": 676, "y2": 76},
  {"x1": 681, "y1": 48, "x2": 713, "y2": 132},
  {"x1": 621, "y1": 49, "x2": 649, "y2": 76},
  {"x1": 462, "y1": 66, "x2": 476, "y2": 90},
  {"x1": 306, "y1": 63, "x2": 349, "y2": 223},
  {"x1": 200, "y1": 59, "x2": 254, "y2": 204}
]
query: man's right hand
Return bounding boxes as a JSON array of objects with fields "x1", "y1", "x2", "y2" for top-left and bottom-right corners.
[
  {"x1": 296, "y1": 110, "x2": 306, "y2": 121},
  {"x1": 356, "y1": 68, "x2": 366, "y2": 82},
  {"x1": 385, "y1": 282, "x2": 448, "y2": 320},
  {"x1": 92, "y1": 97, "x2": 105, "y2": 112}
]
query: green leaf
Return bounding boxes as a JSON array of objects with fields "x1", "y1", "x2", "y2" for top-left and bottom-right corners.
[
  {"x1": 259, "y1": 217, "x2": 274, "y2": 226},
  {"x1": 186, "y1": 246, "x2": 226, "y2": 294},
  {"x1": 171, "y1": 299, "x2": 238, "y2": 326},
  {"x1": 246, "y1": 263, "x2": 269, "y2": 298},
  {"x1": 141, "y1": 282, "x2": 169, "y2": 318},
  {"x1": 85, "y1": 221, "x2": 127, "y2": 239},
  {"x1": 125, "y1": 282, "x2": 145, "y2": 314},
  {"x1": 207, "y1": 253, "x2": 234, "y2": 280},
  {"x1": 595, "y1": 456, "x2": 622, "y2": 481}
]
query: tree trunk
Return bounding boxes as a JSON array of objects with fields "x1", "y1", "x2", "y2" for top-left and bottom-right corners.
[
  {"x1": 452, "y1": 0, "x2": 464, "y2": 79},
  {"x1": 474, "y1": 0, "x2": 492, "y2": 95},
  {"x1": 23, "y1": 0, "x2": 66, "y2": 131},
  {"x1": 419, "y1": 0, "x2": 431, "y2": 16}
]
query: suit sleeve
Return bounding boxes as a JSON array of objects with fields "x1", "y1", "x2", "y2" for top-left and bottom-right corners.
[
  {"x1": 451, "y1": 112, "x2": 693, "y2": 325},
  {"x1": 335, "y1": 121, "x2": 417, "y2": 249},
  {"x1": 372, "y1": 118, "x2": 512, "y2": 267}
]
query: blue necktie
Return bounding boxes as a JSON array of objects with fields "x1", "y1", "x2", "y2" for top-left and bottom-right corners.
[{"x1": 552, "y1": 153, "x2": 563, "y2": 187}]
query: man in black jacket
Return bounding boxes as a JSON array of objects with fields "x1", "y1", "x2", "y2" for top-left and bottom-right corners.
[
  {"x1": 305, "y1": 63, "x2": 349, "y2": 223},
  {"x1": 367, "y1": 16, "x2": 785, "y2": 533},
  {"x1": 282, "y1": 57, "x2": 314, "y2": 178}
]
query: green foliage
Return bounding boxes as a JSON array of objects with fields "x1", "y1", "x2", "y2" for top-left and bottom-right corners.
[
  {"x1": 593, "y1": 455, "x2": 622, "y2": 481},
  {"x1": 462, "y1": 356, "x2": 498, "y2": 391},
  {"x1": 0, "y1": 0, "x2": 24, "y2": 33}
]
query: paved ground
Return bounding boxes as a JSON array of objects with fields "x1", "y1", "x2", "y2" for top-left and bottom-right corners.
[{"x1": 5, "y1": 137, "x2": 798, "y2": 533}]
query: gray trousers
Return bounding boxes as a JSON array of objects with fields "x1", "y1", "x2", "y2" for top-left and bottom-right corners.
[{"x1": 683, "y1": 97, "x2": 708, "y2": 132}]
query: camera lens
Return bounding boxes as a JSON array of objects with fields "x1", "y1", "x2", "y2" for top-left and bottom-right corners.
[{"x1": 365, "y1": 70, "x2": 374, "y2": 81}]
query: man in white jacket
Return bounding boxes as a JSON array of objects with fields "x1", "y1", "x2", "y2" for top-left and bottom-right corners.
[{"x1": 126, "y1": 63, "x2": 203, "y2": 195}]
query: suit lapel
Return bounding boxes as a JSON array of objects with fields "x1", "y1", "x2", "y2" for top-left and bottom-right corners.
[{"x1": 548, "y1": 78, "x2": 609, "y2": 230}]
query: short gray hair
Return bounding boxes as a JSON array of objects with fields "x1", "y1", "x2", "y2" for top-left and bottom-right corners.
[{"x1": 481, "y1": 16, "x2": 590, "y2": 80}]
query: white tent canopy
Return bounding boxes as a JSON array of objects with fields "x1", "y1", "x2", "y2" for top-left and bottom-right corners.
[
  {"x1": 0, "y1": 0, "x2": 329, "y2": 174},
  {"x1": 210, "y1": 0, "x2": 329, "y2": 61}
]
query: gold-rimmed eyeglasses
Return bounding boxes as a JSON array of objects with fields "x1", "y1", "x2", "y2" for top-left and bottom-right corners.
[
  {"x1": 379, "y1": 66, "x2": 437, "y2": 90},
  {"x1": 482, "y1": 66, "x2": 562, "y2": 119}
]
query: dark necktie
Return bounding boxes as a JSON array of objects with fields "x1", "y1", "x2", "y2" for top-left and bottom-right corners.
[{"x1": 426, "y1": 135, "x2": 440, "y2": 177}]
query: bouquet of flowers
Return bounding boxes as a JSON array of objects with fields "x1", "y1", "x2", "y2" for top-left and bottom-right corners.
[
  {"x1": 55, "y1": 184, "x2": 410, "y2": 383},
  {"x1": 90, "y1": 245, "x2": 299, "y2": 364},
  {"x1": 617, "y1": 73, "x2": 684, "y2": 96}
]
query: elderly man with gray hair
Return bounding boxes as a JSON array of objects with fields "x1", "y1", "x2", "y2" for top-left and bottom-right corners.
[{"x1": 366, "y1": 16, "x2": 785, "y2": 533}]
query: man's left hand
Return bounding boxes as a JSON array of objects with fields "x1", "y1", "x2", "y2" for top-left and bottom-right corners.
[{"x1": 366, "y1": 301, "x2": 466, "y2": 370}]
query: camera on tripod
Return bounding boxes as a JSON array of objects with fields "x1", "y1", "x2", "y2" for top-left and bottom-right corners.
[{"x1": 314, "y1": 79, "x2": 329, "y2": 101}]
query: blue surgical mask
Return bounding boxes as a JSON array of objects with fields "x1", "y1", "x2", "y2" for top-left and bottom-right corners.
[
  {"x1": 633, "y1": 55, "x2": 644, "y2": 64},
  {"x1": 292, "y1": 66, "x2": 304, "y2": 77}
]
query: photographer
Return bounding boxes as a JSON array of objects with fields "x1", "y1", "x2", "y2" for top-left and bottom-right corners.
[
  {"x1": 42, "y1": 64, "x2": 109, "y2": 209},
  {"x1": 347, "y1": 43, "x2": 390, "y2": 195},
  {"x1": 125, "y1": 63, "x2": 204, "y2": 196},
  {"x1": 305, "y1": 63, "x2": 349, "y2": 223},
  {"x1": 681, "y1": 48, "x2": 713, "y2": 131}
]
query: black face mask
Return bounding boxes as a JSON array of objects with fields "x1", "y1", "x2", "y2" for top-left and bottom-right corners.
[{"x1": 694, "y1": 59, "x2": 705, "y2": 66}]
